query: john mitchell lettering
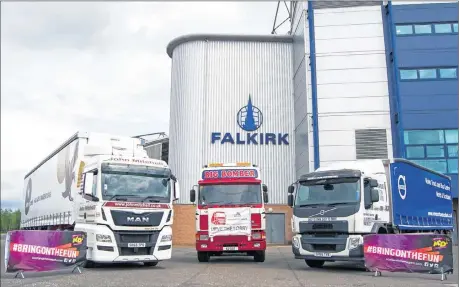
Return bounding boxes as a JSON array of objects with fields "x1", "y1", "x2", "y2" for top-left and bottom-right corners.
[{"x1": 211, "y1": 95, "x2": 289, "y2": 145}]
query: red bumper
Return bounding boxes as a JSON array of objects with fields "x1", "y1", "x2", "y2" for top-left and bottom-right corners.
[{"x1": 196, "y1": 234, "x2": 266, "y2": 252}]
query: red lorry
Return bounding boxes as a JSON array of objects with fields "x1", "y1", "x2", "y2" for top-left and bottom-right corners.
[{"x1": 189, "y1": 162, "x2": 269, "y2": 262}]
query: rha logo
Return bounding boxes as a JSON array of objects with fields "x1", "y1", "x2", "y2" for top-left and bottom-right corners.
[
  {"x1": 211, "y1": 95, "x2": 289, "y2": 145},
  {"x1": 211, "y1": 212, "x2": 226, "y2": 225}
]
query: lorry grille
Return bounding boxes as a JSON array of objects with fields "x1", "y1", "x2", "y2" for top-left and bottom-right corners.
[
  {"x1": 112, "y1": 231, "x2": 160, "y2": 256},
  {"x1": 110, "y1": 210, "x2": 164, "y2": 227},
  {"x1": 312, "y1": 244, "x2": 336, "y2": 251},
  {"x1": 300, "y1": 234, "x2": 347, "y2": 253},
  {"x1": 312, "y1": 223, "x2": 333, "y2": 230}
]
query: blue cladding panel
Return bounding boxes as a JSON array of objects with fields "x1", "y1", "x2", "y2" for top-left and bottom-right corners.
[
  {"x1": 387, "y1": 2, "x2": 458, "y2": 198},
  {"x1": 392, "y1": 3, "x2": 458, "y2": 23},
  {"x1": 397, "y1": 50, "x2": 457, "y2": 67},
  {"x1": 403, "y1": 112, "x2": 458, "y2": 130}
]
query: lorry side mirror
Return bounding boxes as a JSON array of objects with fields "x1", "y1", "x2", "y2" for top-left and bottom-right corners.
[
  {"x1": 263, "y1": 192, "x2": 269, "y2": 204},
  {"x1": 262, "y1": 184, "x2": 268, "y2": 192},
  {"x1": 288, "y1": 194, "x2": 294, "y2": 207},
  {"x1": 369, "y1": 179, "x2": 378, "y2": 188},
  {"x1": 288, "y1": 185, "x2": 294, "y2": 194},
  {"x1": 174, "y1": 180, "x2": 180, "y2": 201},
  {"x1": 190, "y1": 189, "x2": 196, "y2": 203},
  {"x1": 371, "y1": 189, "x2": 380, "y2": 203}
]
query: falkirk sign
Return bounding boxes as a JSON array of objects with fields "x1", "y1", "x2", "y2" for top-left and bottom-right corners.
[
  {"x1": 211, "y1": 132, "x2": 289, "y2": 145},
  {"x1": 211, "y1": 95, "x2": 289, "y2": 146}
]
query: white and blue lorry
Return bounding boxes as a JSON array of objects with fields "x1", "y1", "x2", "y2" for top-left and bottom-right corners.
[{"x1": 288, "y1": 158, "x2": 454, "y2": 268}]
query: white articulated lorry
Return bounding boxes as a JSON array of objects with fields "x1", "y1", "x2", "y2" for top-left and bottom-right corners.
[
  {"x1": 288, "y1": 159, "x2": 453, "y2": 268},
  {"x1": 20, "y1": 131, "x2": 180, "y2": 267}
]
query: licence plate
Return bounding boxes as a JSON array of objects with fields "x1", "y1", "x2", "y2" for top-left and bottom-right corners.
[
  {"x1": 223, "y1": 246, "x2": 238, "y2": 251},
  {"x1": 128, "y1": 243, "x2": 146, "y2": 248},
  {"x1": 314, "y1": 252, "x2": 332, "y2": 257}
]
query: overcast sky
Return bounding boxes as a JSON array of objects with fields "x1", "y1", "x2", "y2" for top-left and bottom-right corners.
[{"x1": 1, "y1": 2, "x2": 290, "y2": 208}]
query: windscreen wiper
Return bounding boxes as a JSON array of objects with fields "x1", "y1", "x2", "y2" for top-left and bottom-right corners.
[
  {"x1": 327, "y1": 202, "x2": 354, "y2": 206},
  {"x1": 298, "y1": 203, "x2": 323, "y2": 208},
  {"x1": 141, "y1": 196, "x2": 162, "y2": 203},
  {"x1": 108, "y1": 194, "x2": 130, "y2": 201}
]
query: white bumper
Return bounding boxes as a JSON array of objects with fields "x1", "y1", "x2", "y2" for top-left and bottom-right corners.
[
  {"x1": 76, "y1": 224, "x2": 173, "y2": 263},
  {"x1": 291, "y1": 234, "x2": 365, "y2": 262}
]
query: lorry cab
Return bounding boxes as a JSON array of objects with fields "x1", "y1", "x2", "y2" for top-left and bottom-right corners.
[
  {"x1": 189, "y1": 162, "x2": 268, "y2": 263},
  {"x1": 287, "y1": 159, "x2": 453, "y2": 268}
]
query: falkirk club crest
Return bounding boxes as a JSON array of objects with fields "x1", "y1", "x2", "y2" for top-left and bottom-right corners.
[{"x1": 237, "y1": 95, "x2": 263, "y2": 132}]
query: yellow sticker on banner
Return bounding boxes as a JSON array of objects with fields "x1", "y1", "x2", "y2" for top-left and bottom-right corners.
[
  {"x1": 72, "y1": 235, "x2": 84, "y2": 245},
  {"x1": 433, "y1": 239, "x2": 448, "y2": 248}
]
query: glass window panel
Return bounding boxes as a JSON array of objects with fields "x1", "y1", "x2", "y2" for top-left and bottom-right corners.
[
  {"x1": 439, "y1": 68, "x2": 457, "y2": 79},
  {"x1": 404, "y1": 130, "x2": 445, "y2": 145},
  {"x1": 412, "y1": 159, "x2": 447, "y2": 174},
  {"x1": 434, "y1": 23, "x2": 452, "y2": 34},
  {"x1": 448, "y1": 159, "x2": 458, "y2": 174},
  {"x1": 400, "y1": 69, "x2": 418, "y2": 80},
  {"x1": 453, "y1": 23, "x2": 458, "y2": 33},
  {"x1": 445, "y1": 130, "x2": 458, "y2": 144},
  {"x1": 448, "y1": 145, "x2": 458, "y2": 157},
  {"x1": 426, "y1": 145, "x2": 445, "y2": 158},
  {"x1": 396, "y1": 25, "x2": 413, "y2": 35},
  {"x1": 414, "y1": 24, "x2": 432, "y2": 34},
  {"x1": 418, "y1": 69, "x2": 437, "y2": 79},
  {"x1": 406, "y1": 146, "x2": 425, "y2": 158}
]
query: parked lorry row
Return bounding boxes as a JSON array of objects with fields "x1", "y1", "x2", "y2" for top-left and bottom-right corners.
[{"x1": 20, "y1": 131, "x2": 454, "y2": 267}]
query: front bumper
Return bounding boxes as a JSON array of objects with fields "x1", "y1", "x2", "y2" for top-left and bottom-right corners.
[
  {"x1": 196, "y1": 235, "x2": 266, "y2": 252},
  {"x1": 291, "y1": 234, "x2": 364, "y2": 262},
  {"x1": 81, "y1": 225, "x2": 173, "y2": 263}
]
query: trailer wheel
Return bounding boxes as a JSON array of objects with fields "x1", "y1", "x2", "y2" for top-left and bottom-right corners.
[
  {"x1": 253, "y1": 250, "x2": 265, "y2": 262},
  {"x1": 305, "y1": 260, "x2": 325, "y2": 268},
  {"x1": 144, "y1": 262, "x2": 158, "y2": 267},
  {"x1": 197, "y1": 251, "x2": 210, "y2": 262}
]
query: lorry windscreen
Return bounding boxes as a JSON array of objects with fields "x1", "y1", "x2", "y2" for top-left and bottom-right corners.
[
  {"x1": 295, "y1": 177, "x2": 360, "y2": 207},
  {"x1": 199, "y1": 184, "x2": 261, "y2": 206},
  {"x1": 101, "y1": 163, "x2": 171, "y2": 202}
]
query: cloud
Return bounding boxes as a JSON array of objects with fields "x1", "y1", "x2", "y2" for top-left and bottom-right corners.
[{"x1": 1, "y1": 2, "x2": 284, "y2": 206}]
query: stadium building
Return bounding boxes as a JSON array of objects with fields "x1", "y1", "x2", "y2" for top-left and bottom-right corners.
[{"x1": 146, "y1": 1, "x2": 458, "y2": 245}]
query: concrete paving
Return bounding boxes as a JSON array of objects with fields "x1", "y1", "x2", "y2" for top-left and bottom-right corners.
[{"x1": 1, "y1": 241, "x2": 458, "y2": 287}]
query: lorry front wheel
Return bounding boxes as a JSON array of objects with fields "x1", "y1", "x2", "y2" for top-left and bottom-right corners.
[
  {"x1": 305, "y1": 260, "x2": 325, "y2": 268},
  {"x1": 253, "y1": 250, "x2": 265, "y2": 262},
  {"x1": 144, "y1": 262, "x2": 158, "y2": 267},
  {"x1": 197, "y1": 251, "x2": 210, "y2": 263},
  {"x1": 81, "y1": 260, "x2": 95, "y2": 268}
]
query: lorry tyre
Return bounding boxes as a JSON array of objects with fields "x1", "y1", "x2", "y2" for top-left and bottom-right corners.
[
  {"x1": 197, "y1": 251, "x2": 210, "y2": 262},
  {"x1": 253, "y1": 250, "x2": 265, "y2": 262},
  {"x1": 144, "y1": 262, "x2": 158, "y2": 267},
  {"x1": 305, "y1": 260, "x2": 325, "y2": 268},
  {"x1": 81, "y1": 260, "x2": 95, "y2": 268}
]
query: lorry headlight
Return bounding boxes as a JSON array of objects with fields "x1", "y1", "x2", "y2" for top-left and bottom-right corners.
[
  {"x1": 96, "y1": 234, "x2": 112, "y2": 243},
  {"x1": 161, "y1": 235, "x2": 172, "y2": 242},
  {"x1": 292, "y1": 236, "x2": 300, "y2": 249},
  {"x1": 252, "y1": 232, "x2": 262, "y2": 240},
  {"x1": 199, "y1": 234, "x2": 209, "y2": 241},
  {"x1": 348, "y1": 238, "x2": 360, "y2": 250}
]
